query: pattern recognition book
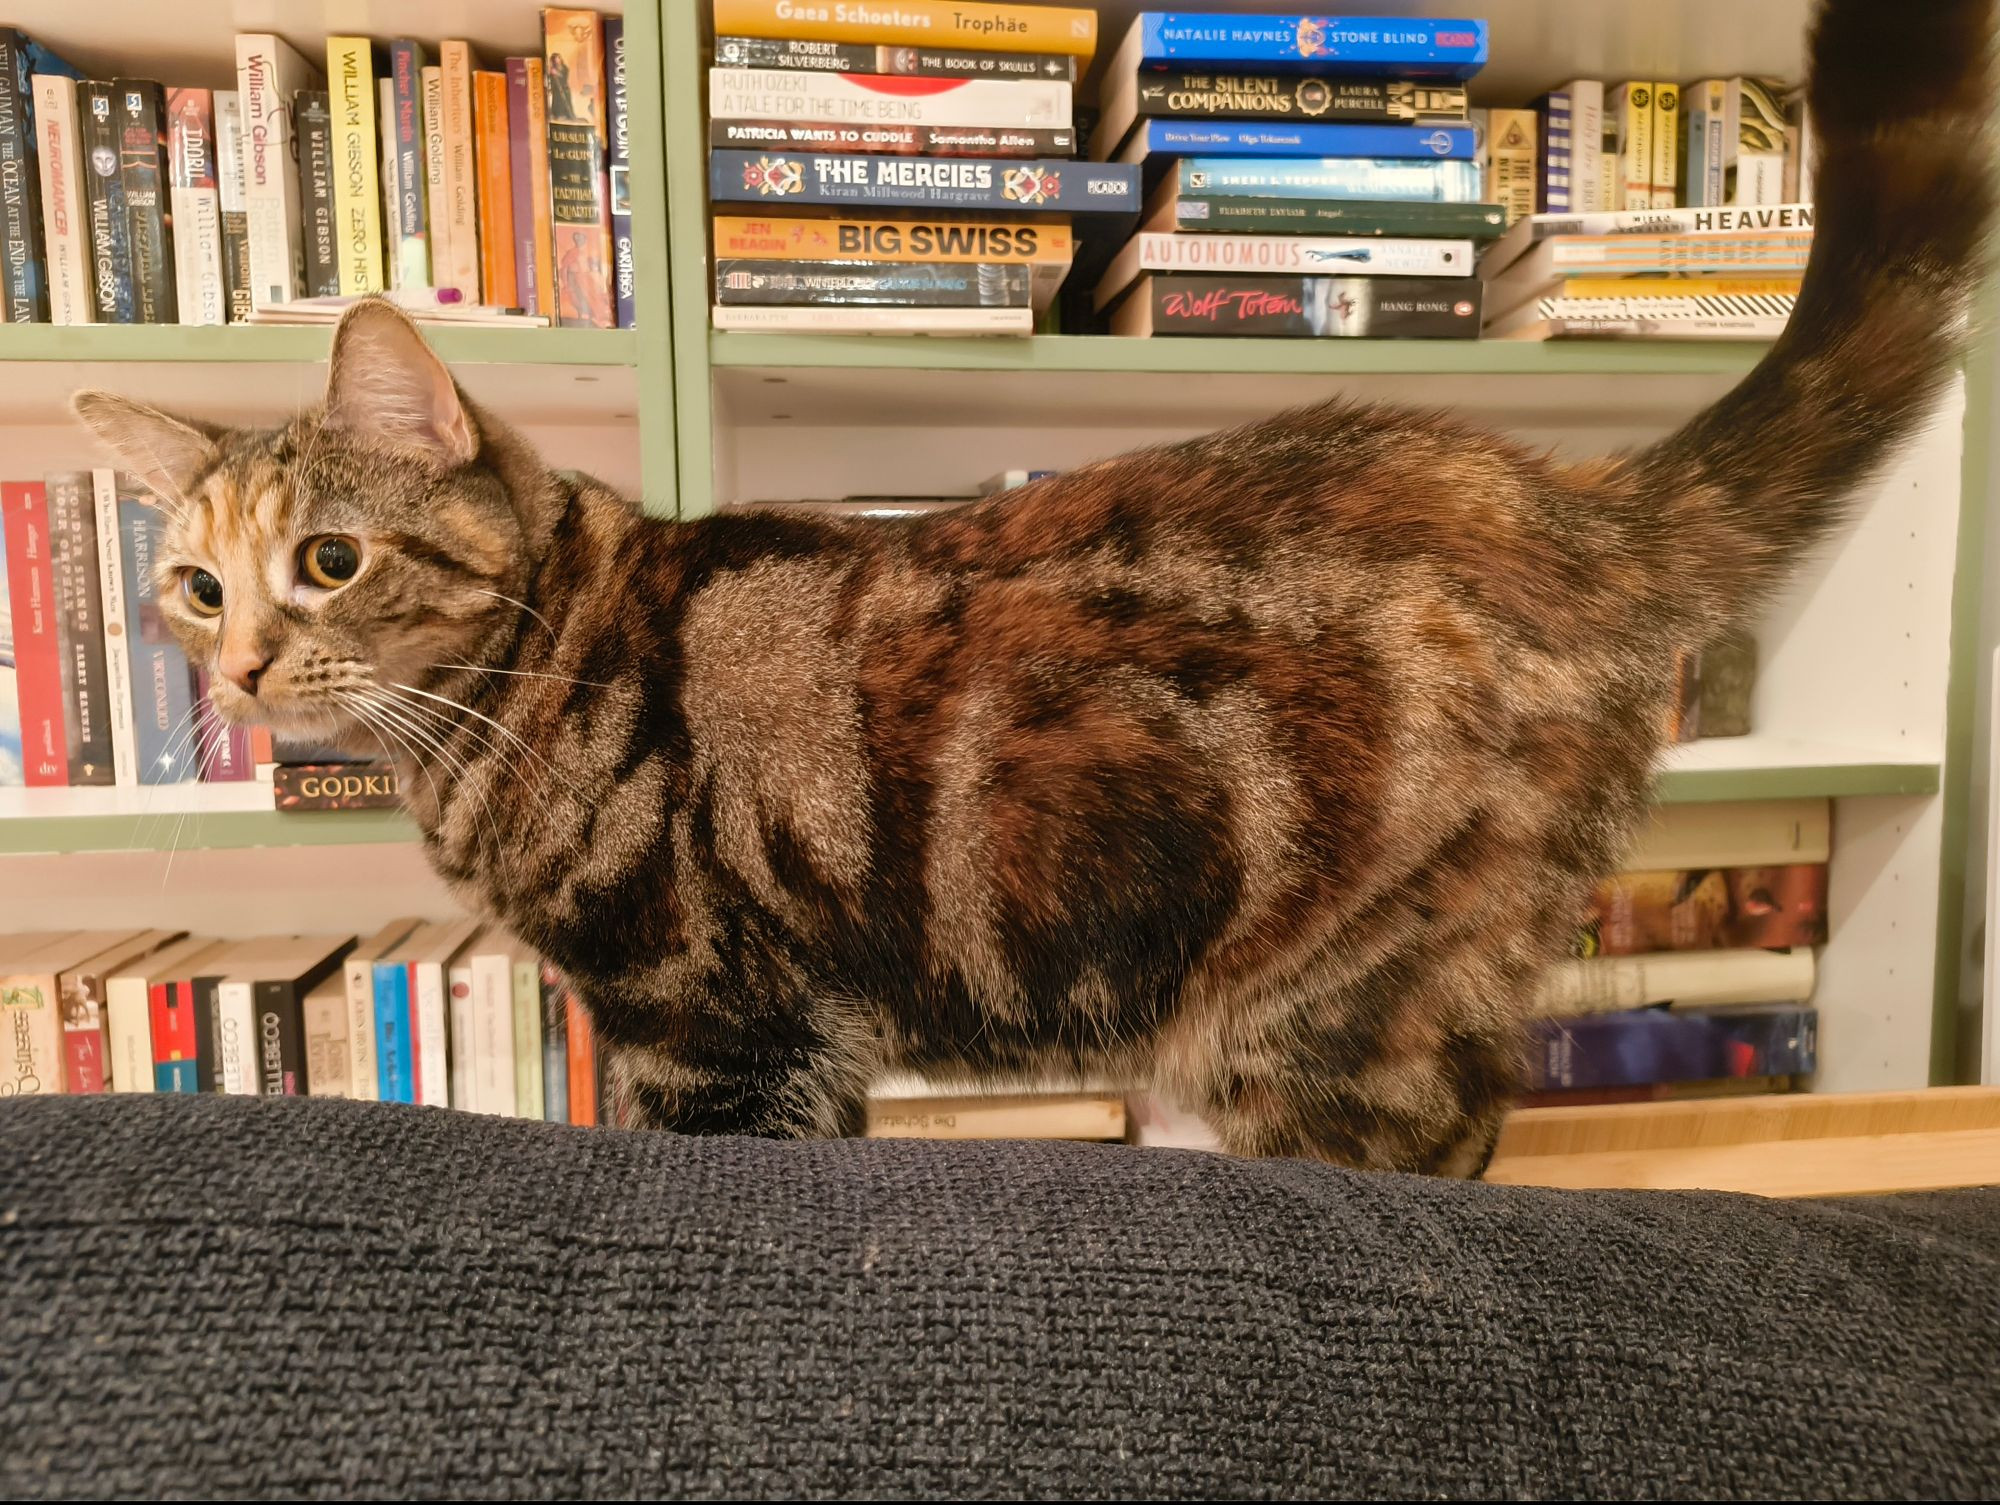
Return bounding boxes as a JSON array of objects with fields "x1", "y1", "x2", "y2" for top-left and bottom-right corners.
[
  {"x1": 165, "y1": 88, "x2": 225, "y2": 325},
  {"x1": 1095, "y1": 229, "x2": 1473, "y2": 310},
  {"x1": 1172, "y1": 156, "x2": 1481, "y2": 202},
  {"x1": 1094, "y1": 70, "x2": 1468, "y2": 162},
  {"x1": 710, "y1": 68, "x2": 1073, "y2": 128},
  {"x1": 1110, "y1": 272, "x2": 1480, "y2": 338},
  {"x1": 1144, "y1": 184, "x2": 1504, "y2": 238},
  {"x1": 710, "y1": 0, "x2": 1100, "y2": 59},
  {"x1": 1110, "y1": 13, "x2": 1486, "y2": 77},
  {"x1": 235, "y1": 33, "x2": 322, "y2": 309},
  {"x1": 715, "y1": 258, "x2": 1032, "y2": 307},
  {"x1": 710, "y1": 150, "x2": 1141, "y2": 214},
  {"x1": 713, "y1": 35, "x2": 1078, "y2": 81},
  {"x1": 712, "y1": 120, "x2": 1075, "y2": 158},
  {"x1": 31, "y1": 74, "x2": 91, "y2": 324}
]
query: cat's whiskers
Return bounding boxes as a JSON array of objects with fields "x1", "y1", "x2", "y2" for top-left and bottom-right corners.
[
  {"x1": 336, "y1": 689, "x2": 450, "y2": 830},
  {"x1": 473, "y1": 588, "x2": 560, "y2": 648},
  {"x1": 349, "y1": 687, "x2": 509, "y2": 859},
  {"x1": 435, "y1": 661, "x2": 612, "y2": 690},
  {"x1": 387, "y1": 681, "x2": 561, "y2": 779}
]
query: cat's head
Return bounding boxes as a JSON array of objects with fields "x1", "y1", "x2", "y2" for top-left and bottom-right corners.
[{"x1": 71, "y1": 300, "x2": 555, "y2": 752}]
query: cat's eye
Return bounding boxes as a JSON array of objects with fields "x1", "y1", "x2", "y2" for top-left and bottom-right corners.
[
  {"x1": 184, "y1": 568, "x2": 223, "y2": 617},
  {"x1": 301, "y1": 535, "x2": 362, "y2": 589}
]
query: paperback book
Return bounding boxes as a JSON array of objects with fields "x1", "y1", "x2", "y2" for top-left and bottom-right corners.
[
  {"x1": 1096, "y1": 229, "x2": 1471, "y2": 308},
  {"x1": 1110, "y1": 13, "x2": 1487, "y2": 77},
  {"x1": 710, "y1": 150, "x2": 1141, "y2": 215},
  {"x1": 713, "y1": 36, "x2": 1079, "y2": 81},
  {"x1": 1111, "y1": 272, "x2": 1480, "y2": 338}
]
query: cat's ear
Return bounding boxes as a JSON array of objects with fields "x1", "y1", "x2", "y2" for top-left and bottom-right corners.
[
  {"x1": 70, "y1": 391, "x2": 223, "y2": 509},
  {"x1": 322, "y1": 298, "x2": 478, "y2": 466}
]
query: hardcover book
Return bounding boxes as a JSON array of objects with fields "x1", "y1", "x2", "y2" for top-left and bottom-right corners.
[
  {"x1": 1114, "y1": 13, "x2": 1484, "y2": 77},
  {"x1": 0, "y1": 28, "x2": 78, "y2": 321},
  {"x1": 79, "y1": 81, "x2": 135, "y2": 323},
  {"x1": 709, "y1": 67, "x2": 1072, "y2": 129},
  {"x1": 715, "y1": 258, "x2": 1031, "y2": 306},
  {"x1": 235, "y1": 33, "x2": 323, "y2": 309},
  {"x1": 710, "y1": 149, "x2": 1141, "y2": 214},
  {"x1": 326, "y1": 37, "x2": 385, "y2": 294},
  {"x1": 1578, "y1": 864, "x2": 1827, "y2": 957},
  {"x1": 32, "y1": 73, "x2": 91, "y2": 324},
  {"x1": 388, "y1": 41, "x2": 429, "y2": 290},
  {"x1": 606, "y1": 16, "x2": 634, "y2": 329},
  {"x1": 1526, "y1": 1004, "x2": 1816, "y2": 1091},
  {"x1": 2, "y1": 482, "x2": 67, "y2": 785},
  {"x1": 1110, "y1": 271, "x2": 1480, "y2": 337},
  {"x1": 713, "y1": 120, "x2": 1075, "y2": 158},
  {"x1": 710, "y1": 0, "x2": 1098, "y2": 58},
  {"x1": 115, "y1": 80, "x2": 176, "y2": 322},
  {"x1": 473, "y1": 70, "x2": 516, "y2": 305},
  {"x1": 1119, "y1": 118, "x2": 1473, "y2": 170},
  {"x1": 294, "y1": 90, "x2": 340, "y2": 297},
  {"x1": 214, "y1": 91, "x2": 252, "y2": 321},
  {"x1": 117, "y1": 488, "x2": 198, "y2": 784},
  {"x1": 714, "y1": 35, "x2": 1078, "y2": 81},
  {"x1": 543, "y1": 8, "x2": 613, "y2": 328},
  {"x1": 1172, "y1": 155, "x2": 1480, "y2": 202},
  {"x1": 165, "y1": 88, "x2": 226, "y2": 324},
  {"x1": 43, "y1": 471, "x2": 112, "y2": 785}
]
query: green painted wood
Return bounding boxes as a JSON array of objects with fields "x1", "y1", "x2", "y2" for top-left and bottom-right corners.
[
  {"x1": 0, "y1": 323, "x2": 638, "y2": 365},
  {"x1": 0, "y1": 809, "x2": 418, "y2": 855},
  {"x1": 708, "y1": 331, "x2": 1773, "y2": 376},
  {"x1": 623, "y1": 0, "x2": 680, "y2": 517},
  {"x1": 661, "y1": 0, "x2": 718, "y2": 516},
  {"x1": 1653, "y1": 762, "x2": 1943, "y2": 805}
]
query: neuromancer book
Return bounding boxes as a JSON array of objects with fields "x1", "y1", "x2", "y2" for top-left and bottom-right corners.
[
  {"x1": 33, "y1": 74, "x2": 94, "y2": 324},
  {"x1": 1110, "y1": 272, "x2": 1480, "y2": 338}
]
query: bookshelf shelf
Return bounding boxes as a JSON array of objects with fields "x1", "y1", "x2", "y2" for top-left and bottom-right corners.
[{"x1": 0, "y1": 325, "x2": 639, "y2": 367}]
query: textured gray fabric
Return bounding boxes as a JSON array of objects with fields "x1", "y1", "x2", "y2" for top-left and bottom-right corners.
[{"x1": 1, "y1": 1094, "x2": 1995, "y2": 1500}]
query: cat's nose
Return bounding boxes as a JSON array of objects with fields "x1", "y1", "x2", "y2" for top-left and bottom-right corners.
[{"x1": 220, "y1": 646, "x2": 272, "y2": 696}]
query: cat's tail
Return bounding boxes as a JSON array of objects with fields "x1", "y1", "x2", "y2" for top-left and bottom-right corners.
[{"x1": 1622, "y1": 0, "x2": 1993, "y2": 631}]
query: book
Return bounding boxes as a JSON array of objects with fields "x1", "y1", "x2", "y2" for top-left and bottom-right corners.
[
  {"x1": 712, "y1": 0, "x2": 1099, "y2": 58},
  {"x1": 1475, "y1": 107, "x2": 1535, "y2": 227},
  {"x1": 1144, "y1": 185, "x2": 1504, "y2": 239},
  {"x1": 1482, "y1": 231, "x2": 1812, "y2": 286},
  {"x1": 88, "y1": 471, "x2": 138, "y2": 786},
  {"x1": 214, "y1": 92, "x2": 252, "y2": 321},
  {"x1": 0, "y1": 933, "x2": 132, "y2": 1095},
  {"x1": 294, "y1": 90, "x2": 340, "y2": 297},
  {"x1": 505, "y1": 59, "x2": 538, "y2": 312},
  {"x1": 565, "y1": 988, "x2": 596, "y2": 1127},
  {"x1": 117, "y1": 488, "x2": 198, "y2": 785},
  {"x1": 1096, "y1": 230, "x2": 1472, "y2": 310},
  {"x1": 43, "y1": 472, "x2": 112, "y2": 785},
  {"x1": 377, "y1": 77, "x2": 400, "y2": 286},
  {"x1": 710, "y1": 303, "x2": 1034, "y2": 334},
  {"x1": 1552, "y1": 80, "x2": 1604, "y2": 212},
  {"x1": 714, "y1": 215, "x2": 1074, "y2": 303},
  {"x1": 420, "y1": 65, "x2": 455, "y2": 293},
  {"x1": 1517, "y1": 1073, "x2": 1798, "y2": 1111},
  {"x1": 387, "y1": 41, "x2": 429, "y2": 291},
  {"x1": 1111, "y1": 272, "x2": 1480, "y2": 338},
  {"x1": 79, "y1": 81, "x2": 134, "y2": 323},
  {"x1": 1785, "y1": 85, "x2": 1817, "y2": 205},
  {"x1": 115, "y1": 80, "x2": 175, "y2": 323},
  {"x1": 714, "y1": 35, "x2": 1079, "y2": 82},
  {"x1": 605, "y1": 16, "x2": 634, "y2": 330},
  {"x1": 1111, "y1": 13, "x2": 1483, "y2": 77},
  {"x1": 866, "y1": 1092, "x2": 1128, "y2": 1140},
  {"x1": 511, "y1": 940, "x2": 544, "y2": 1120},
  {"x1": 1526, "y1": 1004, "x2": 1817, "y2": 1091},
  {"x1": 192, "y1": 669, "x2": 253, "y2": 781},
  {"x1": 373, "y1": 926, "x2": 425, "y2": 1103},
  {"x1": 32, "y1": 74, "x2": 91, "y2": 324},
  {"x1": 1535, "y1": 83, "x2": 1573, "y2": 214},
  {"x1": 439, "y1": 42, "x2": 482, "y2": 298},
  {"x1": 271, "y1": 760, "x2": 401, "y2": 809},
  {"x1": 1537, "y1": 947, "x2": 1817, "y2": 1017},
  {"x1": 1095, "y1": 70, "x2": 1467, "y2": 162},
  {"x1": 342, "y1": 917, "x2": 421, "y2": 1102},
  {"x1": 1681, "y1": 78, "x2": 1725, "y2": 208},
  {"x1": 1479, "y1": 203, "x2": 1816, "y2": 278},
  {"x1": 326, "y1": 37, "x2": 385, "y2": 295},
  {"x1": 540, "y1": 961, "x2": 568, "y2": 1124},
  {"x1": 235, "y1": 33, "x2": 322, "y2": 309},
  {"x1": 252, "y1": 936, "x2": 356, "y2": 1097},
  {"x1": 1697, "y1": 627, "x2": 1757, "y2": 738},
  {"x1": 716, "y1": 258, "x2": 1032, "y2": 307},
  {"x1": 100, "y1": 936, "x2": 219, "y2": 1092},
  {"x1": 0, "y1": 29, "x2": 77, "y2": 322},
  {"x1": 1579, "y1": 864, "x2": 1828, "y2": 958},
  {"x1": 1119, "y1": 119, "x2": 1474, "y2": 173},
  {"x1": 59, "y1": 930, "x2": 179, "y2": 1094},
  {"x1": 466, "y1": 931, "x2": 516, "y2": 1115},
  {"x1": 446, "y1": 930, "x2": 479, "y2": 1110},
  {"x1": 709, "y1": 67, "x2": 1072, "y2": 130},
  {"x1": 978, "y1": 469, "x2": 1056, "y2": 493},
  {"x1": 3, "y1": 482, "x2": 67, "y2": 786},
  {"x1": 1171, "y1": 156, "x2": 1480, "y2": 202},
  {"x1": 473, "y1": 70, "x2": 516, "y2": 306},
  {"x1": 1685, "y1": 78, "x2": 1791, "y2": 207},
  {"x1": 710, "y1": 150, "x2": 1140, "y2": 213},
  {"x1": 1605, "y1": 81, "x2": 1653, "y2": 211},
  {"x1": 193, "y1": 938, "x2": 262, "y2": 1094},
  {"x1": 302, "y1": 972, "x2": 350, "y2": 1096},
  {"x1": 165, "y1": 88, "x2": 225, "y2": 324},
  {"x1": 1651, "y1": 81, "x2": 1680, "y2": 209},
  {"x1": 543, "y1": 9, "x2": 614, "y2": 329},
  {"x1": 149, "y1": 950, "x2": 205, "y2": 1092},
  {"x1": 712, "y1": 120, "x2": 1076, "y2": 157},
  {"x1": 518, "y1": 56, "x2": 555, "y2": 317},
  {"x1": 1489, "y1": 283, "x2": 1797, "y2": 324},
  {"x1": 411, "y1": 918, "x2": 479, "y2": 1109},
  {"x1": 1622, "y1": 798, "x2": 1829, "y2": 873}
]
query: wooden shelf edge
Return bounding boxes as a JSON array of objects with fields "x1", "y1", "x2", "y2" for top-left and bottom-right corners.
[
  {"x1": 0, "y1": 325, "x2": 640, "y2": 367},
  {"x1": 1653, "y1": 761, "x2": 1942, "y2": 803},
  {"x1": 0, "y1": 809, "x2": 419, "y2": 855}
]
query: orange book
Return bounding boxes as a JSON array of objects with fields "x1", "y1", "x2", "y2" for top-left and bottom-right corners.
[
  {"x1": 473, "y1": 71, "x2": 516, "y2": 307},
  {"x1": 523, "y1": 56, "x2": 556, "y2": 317},
  {"x1": 565, "y1": 991, "x2": 596, "y2": 1127}
]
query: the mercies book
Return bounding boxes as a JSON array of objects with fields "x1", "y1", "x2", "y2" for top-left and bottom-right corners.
[
  {"x1": 714, "y1": 34, "x2": 1078, "y2": 81},
  {"x1": 1111, "y1": 272, "x2": 1480, "y2": 338},
  {"x1": 711, "y1": 0, "x2": 1099, "y2": 59},
  {"x1": 710, "y1": 150, "x2": 1140, "y2": 214}
]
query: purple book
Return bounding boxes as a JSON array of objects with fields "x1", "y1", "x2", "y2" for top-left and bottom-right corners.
[
  {"x1": 193, "y1": 669, "x2": 253, "y2": 781},
  {"x1": 505, "y1": 57, "x2": 537, "y2": 314},
  {"x1": 604, "y1": 15, "x2": 634, "y2": 329},
  {"x1": 1527, "y1": 1004, "x2": 1817, "y2": 1092}
]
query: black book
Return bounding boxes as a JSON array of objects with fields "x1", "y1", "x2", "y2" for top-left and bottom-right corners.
[
  {"x1": 252, "y1": 938, "x2": 357, "y2": 1098},
  {"x1": 79, "y1": 80, "x2": 134, "y2": 322},
  {"x1": 294, "y1": 89, "x2": 339, "y2": 297},
  {"x1": 0, "y1": 28, "x2": 64, "y2": 321},
  {"x1": 115, "y1": 80, "x2": 176, "y2": 322},
  {"x1": 44, "y1": 471, "x2": 113, "y2": 786}
]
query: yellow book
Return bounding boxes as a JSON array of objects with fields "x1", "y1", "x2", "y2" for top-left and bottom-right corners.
[
  {"x1": 523, "y1": 56, "x2": 557, "y2": 318},
  {"x1": 1651, "y1": 82, "x2": 1681, "y2": 207},
  {"x1": 326, "y1": 37, "x2": 385, "y2": 294},
  {"x1": 1478, "y1": 108, "x2": 1536, "y2": 227},
  {"x1": 866, "y1": 1092, "x2": 1127, "y2": 1141},
  {"x1": 1560, "y1": 276, "x2": 1803, "y2": 299},
  {"x1": 711, "y1": 0, "x2": 1098, "y2": 59}
]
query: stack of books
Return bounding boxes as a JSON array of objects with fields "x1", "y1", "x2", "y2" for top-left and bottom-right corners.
[
  {"x1": 0, "y1": 13, "x2": 629, "y2": 331},
  {"x1": 705, "y1": 0, "x2": 1138, "y2": 335},
  {"x1": 1089, "y1": 11, "x2": 1495, "y2": 339}
]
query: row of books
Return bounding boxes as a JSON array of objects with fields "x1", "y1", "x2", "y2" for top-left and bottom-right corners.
[{"x1": 0, "y1": 13, "x2": 631, "y2": 330}]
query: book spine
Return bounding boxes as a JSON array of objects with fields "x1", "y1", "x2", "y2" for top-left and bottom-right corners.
[
  {"x1": 343, "y1": 955, "x2": 379, "y2": 1101},
  {"x1": 505, "y1": 60, "x2": 537, "y2": 310},
  {"x1": 89, "y1": 472, "x2": 137, "y2": 785},
  {"x1": 715, "y1": 258, "x2": 1031, "y2": 306},
  {"x1": 33, "y1": 75, "x2": 91, "y2": 324},
  {"x1": 166, "y1": 88, "x2": 225, "y2": 325},
  {"x1": 213, "y1": 92, "x2": 253, "y2": 321},
  {"x1": 192, "y1": 971, "x2": 220, "y2": 1091},
  {"x1": 1131, "y1": 119, "x2": 1473, "y2": 161},
  {"x1": 389, "y1": 42, "x2": 429, "y2": 289},
  {"x1": 1130, "y1": 230, "x2": 1470, "y2": 277},
  {"x1": 606, "y1": 16, "x2": 634, "y2": 329},
  {"x1": 1606, "y1": 82, "x2": 1652, "y2": 211},
  {"x1": 1651, "y1": 82, "x2": 1680, "y2": 208},
  {"x1": 303, "y1": 983, "x2": 350, "y2": 1097},
  {"x1": 252, "y1": 980, "x2": 306, "y2": 1096},
  {"x1": 115, "y1": 81, "x2": 176, "y2": 322},
  {"x1": 0, "y1": 968, "x2": 64, "y2": 1096},
  {"x1": 0, "y1": 30, "x2": 50, "y2": 321},
  {"x1": 193, "y1": 669, "x2": 252, "y2": 781},
  {"x1": 1165, "y1": 195, "x2": 1504, "y2": 238},
  {"x1": 1479, "y1": 108, "x2": 1536, "y2": 226},
  {"x1": 1527, "y1": 1005, "x2": 1817, "y2": 1091},
  {"x1": 438, "y1": 41, "x2": 481, "y2": 298},
  {"x1": 1524, "y1": 289, "x2": 1796, "y2": 321},
  {"x1": 565, "y1": 991, "x2": 596, "y2": 1127},
  {"x1": 294, "y1": 91, "x2": 339, "y2": 296},
  {"x1": 44, "y1": 473, "x2": 111, "y2": 785},
  {"x1": 420, "y1": 67, "x2": 453, "y2": 292},
  {"x1": 2, "y1": 482, "x2": 67, "y2": 785},
  {"x1": 448, "y1": 959, "x2": 476, "y2": 1109},
  {"x1": 1726, "y1": 77, "x2": 1791, "y2": 207},
  {"x1": 471, "y1": 953, "x2": 516, "y2": 1115},
  {"x1": 1568, "y1": 81, "x2": 1605, "y2": 213},
  {"x1": 373, "y1": 960, "x2": 412, "y2": 1102},
  {"x1": 270, "y1": 761, "x2": 400, "y2": 808},
  {"x1": 522, "y1": 58, "x2": 555, "y2": 317},
  {"x1": 473, "y1": 70, "x2": 516, "y2": 305},
  {"x1": 1170, "y1": 156, "x2": 1477, "y2": 202},
  {"x1": 215, "y1": 979, "x2": 257, "y2": 1093},
  {"x1": 512, "y1": 956, "x2": 543, "y2": 1119},
  {"x1": 150, "y1": 978, "x2": 198, "y2": 1093},
  {"x1": 1135, "y1": 73, "x2": 1465, "y2": 124},
  {"x1": 237, "y1": 34, "x2": 317, "y2": 308},
  {"x1": 377, "y1": 78, "x2": 400, "y2": 287},
  {"x1": 80, "y1": 82, "x2": 135, "y2": 323},
  {"x1": 715, "y1": 36, "x2": 1078, "y2": 81},
  {"x1": 539, "y1": 963, "x2": 568, "y2": 1123},
  {"x1": 1133, "y1": 14, "x2": 1482, "y2": 75},
  {"x1": 714, "y1": 214, "x2": 1072, "y2": 263},
  {"x1": 712, "y1": 0, "x2": 1098, "y2": 57},
  {"x1": 1129, "y1": 272, "x2": 1480, "y2": 337},
  {"x1": 711, "y1": 120, "x2": 1074, "y2": 157},
  {"x1": 1579, "y1": 864, "x2": 1827, "y2": 957},
  {"x1": 326, "y1": 38, "x2": 382, "y2": 294},
  {"x1": 709, "y1": 302, "x2": 1033, "y2": 333},
  {"x1": 709, "y1": 67, "x2": 1072, "y2": 130},
  {"x1": 1531, "y1": 232, "x2": 1811, "y2": 275},
  {"x1": 59, "y1": 965, "x2": 109, "y2": 1094},
  {"x1": 711, "y1": 150, "x2": 1140, "y2": 211},
  {"x1": 106, "y1": 976, "x2": 153, "y2": 1091},
  {"x1": 544, "y1": 10, "x2": 613, "y2": 328},
  {"x1": 413, "y1": 962, "x2": 449, "y2": 1108},
  {"x1": 1535, "y1": 88, "x2": 1572, "y2": 213},
  {"x1": 118, "y1": 492, "x2": 198, "y2": 785}
]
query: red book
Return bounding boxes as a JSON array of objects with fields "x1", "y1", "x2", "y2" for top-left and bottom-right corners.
[
  {"x1": 149, "y1": 975, "x2": 201, "y2": 1092},
  {"x1": 2, "y1": 482, "x2": 70, "y2": 785},
  {"x1": 566, "y1": 991, "x2": 596, "y2": 1126}
]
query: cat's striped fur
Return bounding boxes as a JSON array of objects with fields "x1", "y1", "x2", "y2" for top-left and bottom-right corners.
[{"x1": 75, "y1": 0, "x2": 1992, "y2": 1172}]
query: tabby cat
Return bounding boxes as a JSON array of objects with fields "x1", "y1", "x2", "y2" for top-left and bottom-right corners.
[{"x1": 73, "y1": 0, "x2": 1991, "y2": 1173}]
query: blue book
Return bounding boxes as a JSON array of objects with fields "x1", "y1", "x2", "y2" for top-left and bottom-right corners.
[
  {"x1": 374, "y1": 959, "x2": 414, "y2": 1103},
  {"x1": 0, "y1": 29, "x2": 79, "y2": 322},
  {"x1": 710, "y1": 150, "x2": 1141, "y2": 215},
  {"x1": 1177, "y1": 156, "x2": 1482, "y2": 202},
  {"x1": 116, "y1": 488, "x2": 197, "y2": 785},
  {"x1": 155, "y1": 1058, "x2": 199, "y2": 1093},
  {"x1": 540, "y1": 967, "x2": 568, "y2": 1124},
  {"x1": 1121, "y1": 118, "x2": 1474, "y2": 165},
  {"x1": 1124, "y1": 13, "x2": 1487, "y2": 79},
  {"x1": 1527, "y1": 1006, "x2": 1817, "y2": 1092},
  {"x1": 605, "y1": 15, "x2": 635, "y2": 330}
]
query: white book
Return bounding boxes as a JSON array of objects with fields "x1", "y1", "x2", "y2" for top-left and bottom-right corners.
[
  {"x1": 32, "y1": 75, "x2": 92, "y2": 325},
  {"x1": 1554, "y1": 80, "x2": 1605, "y2": 214},
  {"x1": 1487, "y1": 310, "x2": 1789, "y2": 343},
  {"x1": 103, "y1": 936, "x2": 221, "y2": 1093},
  {"x1": 89, "y1": 471, "x2": 138, "y2": 787},
  {"x1": 470, "y1": 942, "x2": 516, "y2": 1116},
  {"x1": 1536, "y1": 947, "x2": 1817, "y2": 1017},
  {"x1": 421, "y1": 66, "x2": 451, "y2": 292},
  {"x1": 215, "y1": 978, "x2": 260, "y2": 1094},
  {"x1": 1622, "y1": 798, "x2": 1831, "y2": 872},
  {"x1": 710, "y1": 304, "x2": 1034, "y2": 334},
  {"x1": 438, "y1": 42, "x2": 481, "y2": 300},
  {"x1": 1478, "y1": 202, "x2": 1816, "y2": 279},
  {"x1": 168, "y1": 93, "x2": 226, "y2": 327},
  {"x1": 379, "y1": 78, "x2": 402, "y2": 290},
  {"x1": 447, "y1": 942, "x2": 478, "y2": 1111},
  {"x1": 709, "y1": 68, "x2": 1070, "y2": 128},
  {"x1": 412, "y1": 918, "x2": 480, "y2": 1108},
  {"x1": 235, "y1": 33, "x2": 323, "y2": 309},
  {"x1": 1095, "y1": 230, "x2": 1471, "y2": 310}
]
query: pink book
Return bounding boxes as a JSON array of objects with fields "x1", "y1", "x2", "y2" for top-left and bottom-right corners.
[
  {"x1": 505, "y1": 58, "x2": 538, "y2": 313},
  {"x1": 194, "y1": 669, "x2": 254, "y2": 781}
]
